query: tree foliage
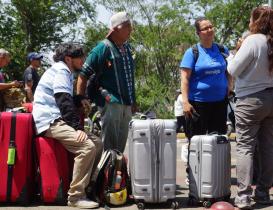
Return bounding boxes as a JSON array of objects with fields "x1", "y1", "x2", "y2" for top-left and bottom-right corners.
[
  {"x1": 203, "y1": 0, "x2": 264, "y2": 46},
  {"x1": 0, "y1": 0, "x2": 95, "y2": 79}
]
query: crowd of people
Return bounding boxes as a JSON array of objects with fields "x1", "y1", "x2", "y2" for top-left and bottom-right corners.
[{"x1": 1, "y1": 5, "x2": 273, "y2": 210}]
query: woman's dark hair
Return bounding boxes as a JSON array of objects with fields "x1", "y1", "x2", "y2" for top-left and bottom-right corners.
[
  {"x1": 250, "y1": 6, "x2": 273, "y2": 73},
  {"x1": 53, "y1": 43, "x2": 84, "y2": 62},
  {"x1": 194, "y1": 17, "x2": 209, "y2": 32}
]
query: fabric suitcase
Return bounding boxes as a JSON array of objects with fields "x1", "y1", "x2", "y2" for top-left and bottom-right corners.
[
  {"x1": 0, "y1": 112, "x2": 35, "y2": 204},
  {"x1": 128, "y1": 119, "x2": 178, "y2": 209},
  {"x1": 35, "y1": 136, "x2": 72, "y2": 204},
  {"x1": 188, "y1": 134, "x2": 231, "y2": 208}
]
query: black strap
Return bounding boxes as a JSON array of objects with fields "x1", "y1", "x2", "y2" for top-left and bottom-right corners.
[
  {"x1": 192, "y1": 43, "x2": 228, "y2": 64},
  {"x1": 192, "y1": 44, "x2": 199, "y2": 63},
  {"x1": 6, "y1": 112, "x2": 16, "y2": 202}
]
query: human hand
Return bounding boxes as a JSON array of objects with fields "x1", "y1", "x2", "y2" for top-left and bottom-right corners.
[
  {"x1": 183, "y1": 101, "x2": 195, "y2": 119},
  {"x1": 131, "y1": 103, "x2": 138, "y2": 114},
  {"x1": 81, "y1": 98, "x2": 91, "y2": 117},
  {"x1": 76, "y1": 130, "x2": 88, "y2": 142},
  {"x1": 109, "y1": 94, "x2": 119, "y2": 103},
  {"x1": 81, "y1": 98, "x2": 91, "y2": 109},
  {"x1": 11, "y1": 80, "x2": 21, "y2": 88}
]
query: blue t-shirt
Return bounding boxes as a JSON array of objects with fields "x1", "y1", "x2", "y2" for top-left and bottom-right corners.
[{"x1": 180, "y1": 43, "x2": 229, "y2": 102}]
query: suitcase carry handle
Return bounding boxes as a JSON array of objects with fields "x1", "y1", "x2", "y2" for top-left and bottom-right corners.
[
  {"x1": 217, "y1": 136, "x2": 229, "y2": 144},
  {"x1": 164, "y1": 187, "x2": 170, "y2": 191},
  {"x1": 140, "y1": 132, "x2": 146, "y2": 137},
  {"x1": 207, "y1": 132, "x2": 229, "y2": 144},
  {"x1": 208, "y1": 131, "x2": 219, "y2": 135}
]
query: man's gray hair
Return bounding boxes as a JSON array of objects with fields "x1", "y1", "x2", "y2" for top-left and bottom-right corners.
[{"x1": 0, "y1": 48, "x2": 10, "y2": 57}]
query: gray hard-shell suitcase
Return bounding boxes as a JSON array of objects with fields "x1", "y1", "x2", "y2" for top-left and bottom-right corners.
[
  {"x1": 188, "y1": 134, "x2": 231, "y2": 208},
  {"x1": 128, "y1": 119, "x2": 178, "y2": 210}
]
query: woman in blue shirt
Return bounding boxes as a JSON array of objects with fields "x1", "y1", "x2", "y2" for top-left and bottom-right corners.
[{"x1": 180, "y1": 17, "x2": 232, "y2": 137}]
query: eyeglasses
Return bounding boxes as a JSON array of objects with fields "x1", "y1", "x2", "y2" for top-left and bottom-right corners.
[{"x1": 199, "y1": 25, "x2": 214, "y2": 32}]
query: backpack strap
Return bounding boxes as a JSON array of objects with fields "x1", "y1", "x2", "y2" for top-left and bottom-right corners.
[
  {"x1": 102, "y1": 39, "x2": 124, "y2": 104},
  {"x1": 215, "y1": 43, "x2": 228, "y2": 59},
  {"x1": 192, "y1": 44, "x2": 199, "y2": 63}
]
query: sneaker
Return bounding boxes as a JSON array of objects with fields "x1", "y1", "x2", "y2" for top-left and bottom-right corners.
[
  {"x1": 67, "y1": 198, "x2": 99, "y2": 209},
  {"x1": 234, "y1": 197, "x2": 252, "y2": 210},
  {"x1": 254, "y1": 190, "x2": 272, "y2": 205}
]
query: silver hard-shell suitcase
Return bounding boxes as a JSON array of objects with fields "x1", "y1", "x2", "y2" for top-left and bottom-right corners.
[
  {"x1": 128, "y1": 119, "x2": 178, "y2": 209},
  {"x1": 188, "y1": 134, "x2": 231, "y2": 208}
]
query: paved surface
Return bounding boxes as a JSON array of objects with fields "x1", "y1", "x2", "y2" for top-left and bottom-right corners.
[{"x1": 1, "y1": 137, "x2": 273, "y2": 210}]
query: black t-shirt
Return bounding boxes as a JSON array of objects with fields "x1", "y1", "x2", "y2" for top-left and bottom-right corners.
[{"x1": 23, "y1": 66, "x2": 40, "y2": 93}]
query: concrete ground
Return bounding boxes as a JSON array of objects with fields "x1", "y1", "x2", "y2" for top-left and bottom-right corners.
[{"x1": 1, "y1": 136, "x2": 273, "y2": 210}]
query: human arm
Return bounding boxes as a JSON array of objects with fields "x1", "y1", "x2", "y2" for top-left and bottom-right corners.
[
  {"x1": 76, "y1": 74, "x2": 87, "y2": 96},
  {"x1": 181, "y1": 68, "x2": 195, "y2": 118},
  {"x1": 25, "y1": 80, "x2": 34, "y2": 102},
  {"x1": 0, "y1": 80, "x2": 21, "y2": 90},
  {"x1": 54, "y1": 92, "x2": 83, "y2": 131},
  {"x1": 55, "y1": 92, "x2": 89, "y2": 142},
  {"x1": 76, "y1": 74, "x2": 91, "y2": 109},
  {"x1": 179, "y1": 47, "x2": 196, "y2": 118},
  {"x1": 226, "y1": 71, "x2": 234, "y2": 96},
  {"x1": 227, "y1": 36, "x2": 255, "y2": 77}
]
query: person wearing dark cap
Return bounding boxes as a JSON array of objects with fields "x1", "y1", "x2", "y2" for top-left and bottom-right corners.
[
  {"x1": 23, "y1": 52, "x2": 43, "y2": 102},
  {"x1": 77, "y1": 11, "x2": 136, "y2": 153},
  {"x1": 32, "y1": 43, "x2": 102, "y2": 208}
]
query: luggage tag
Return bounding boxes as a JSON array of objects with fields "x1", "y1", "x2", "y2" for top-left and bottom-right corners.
[{"x1": 7, "y1": 147, "x2": 16, "y2": 165}]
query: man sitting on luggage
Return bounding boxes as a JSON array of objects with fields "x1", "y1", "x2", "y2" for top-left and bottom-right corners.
[{"x1": 32, "y1": 43, "x2": 103, "y2": 209}]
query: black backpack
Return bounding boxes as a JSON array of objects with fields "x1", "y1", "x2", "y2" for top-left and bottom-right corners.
[{"x1": 89, "y1": 150, "x2": 131, "y2": 206}]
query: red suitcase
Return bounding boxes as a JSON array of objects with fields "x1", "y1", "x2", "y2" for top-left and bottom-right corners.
[
  {"x1": 35, "y1": 137, "x2": 72, "y2": 204},
  {"x1": 0, "y1": 112, "x2": 35, "y2": 204}
]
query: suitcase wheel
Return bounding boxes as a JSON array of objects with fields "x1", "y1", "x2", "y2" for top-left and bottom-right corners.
[
  {"x1": 203, "y1": 200, "x2": 212, "y2": 208},
  {"x1": 137, "y1": 202, "x2": 145, "y2": 210},
  {"x1": 170, "y1": 200, "x2": 179, "y2": 209}
]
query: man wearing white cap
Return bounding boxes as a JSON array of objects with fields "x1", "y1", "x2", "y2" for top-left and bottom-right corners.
[{"x1": 77, "y1": 11, "x2": 136, "y2": 153}]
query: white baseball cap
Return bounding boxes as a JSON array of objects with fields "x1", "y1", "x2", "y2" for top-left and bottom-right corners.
[{"x1": 106, "y1": 11, "x2": 132, "y2": 37}]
